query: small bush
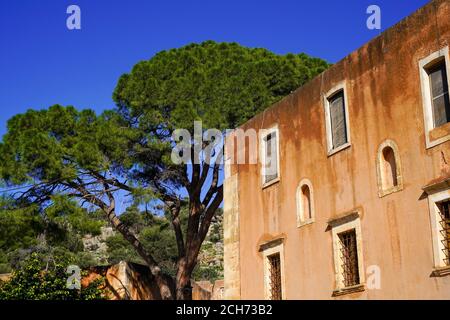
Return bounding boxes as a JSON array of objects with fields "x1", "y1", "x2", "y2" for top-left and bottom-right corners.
[{"x1": 0, "y1": 252, "x2": 104, "y2": 300}]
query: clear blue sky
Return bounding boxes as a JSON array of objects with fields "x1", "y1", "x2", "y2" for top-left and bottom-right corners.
[{"x1": 0, "y1": 0, "x2": 429, "y2": 137}]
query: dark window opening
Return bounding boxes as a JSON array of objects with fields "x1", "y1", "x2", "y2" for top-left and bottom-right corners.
[
  {"x1": 301, "y1": 185, "x2": 312, "y2": 220},
  {"x1": 381, "y1": 147, "x2": 398, "y2": 189},
  {"x1": 338, "y1": 229, "x2": 360, "y2": 287}
]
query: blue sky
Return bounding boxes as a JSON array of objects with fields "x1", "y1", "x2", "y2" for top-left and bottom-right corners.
[{"x1": 0, "y1": 0, "x2": 429, "y2": 137}]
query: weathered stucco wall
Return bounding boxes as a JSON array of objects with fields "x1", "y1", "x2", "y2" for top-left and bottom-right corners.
[{"x1": 225, "y1": 0, "x2": 450, "y2": 299}]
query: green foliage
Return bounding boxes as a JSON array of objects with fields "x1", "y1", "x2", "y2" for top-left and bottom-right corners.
[
  {"x1": 0, "y1": 253, "x2": 104, "y2": 300},
  {"x1": 105, "y1": 234, "x2": 143, "y2": 265},
  {"x1": 107, "y1": 209, "x2": 179, "y2": 277},
  {"x1": 140, "y1": 224, "x2": 178, "y2": 276},
  {"x1": 0, "y1": 194, "x2": 106, "y2": 273},
  {"x1": 46, "y1": 196, "x2": 105, "y2": 236},
  {"x1": 114, "y1": 41, "x2": 330, "y2": 131},
  {"x1": 192, "y1": 264, "x2": 222, "y2": 282},
  {"x1": 118, "y1": 205, "x2": 154, "y2": 233},
  {"x1": 0, "y1": 202, "x2": 44, "y2": 253},
  {"x1": 0, "y1": 105, "x2": 133, "y2": 187},
  {"x1": 0, "y1": 251, "x2": 11, "y2": 274}
]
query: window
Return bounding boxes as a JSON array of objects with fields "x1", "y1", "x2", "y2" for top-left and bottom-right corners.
[
  {"x1": 382, "y1": 147, "x2": 398, "y2": 187},
  {"x1": 329, "y1": 91, "x2": 348, "y2": 148},
  {"x1": 437, "y1": 200, "x2": 450, "y2": 266},
  {"x1": 338, "y1": 230, "x2": 360, "y2": 288},
  {"x1": 267, "y1": 254, "x2": 282, "y2": 300},
  {"x1": 261, "y1": 239, "x2": 285, "y2": 300},
  {"x1": 330, "y1": 212, "x2": 365, "y2": 296},
  {"x1": 296, "y1": 179, "x2": 315, "y2": 227},
  {"x1": 426, "y1": 186, "x2": 450, "y2": 275},
  {"x1": 376, "y1": 140, "x2": 403, "y2": 197},
  {"x1": 323, "y1": 83, "x2": 351, "y2": 155},
  {"x1": 260, "y1": 126, "x2": 280, "y2": 187},
  {"x1": 428, "y1": 61, "x2": 450, "y2": 128},
  {"x1": 419, "y1": 47, "x2": 450, "y2": 148}
]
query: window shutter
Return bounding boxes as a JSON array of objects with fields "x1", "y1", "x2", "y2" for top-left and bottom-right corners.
[
  {"x1": 329, "y1": 92, "x2": 348, "y2": 149},
  {"x1": 429, "y1": 63, "x2": 450, "y2": 127},
  {"x1": 271, "y1": 132, "x2": 278, "y2": 181},
  {"x1": 264, "y1": 132, "x2": 278, "y2": 183}
]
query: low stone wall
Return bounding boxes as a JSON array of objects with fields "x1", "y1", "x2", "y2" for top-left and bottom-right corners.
[
  {"x1": 82, "y1": 261, "x2": 171, "y2": 300},
  {"x1": 82, "y1": 261, "x2": 224, "y2": 300},
  {"x1": 192, "y1": 280, "x2": 224, "y2": 300}
]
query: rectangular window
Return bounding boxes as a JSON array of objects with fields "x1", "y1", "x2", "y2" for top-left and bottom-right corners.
[
  {"x1": 261, "y1": 240, "x2": 285, "y2": 299},
  {"x1": 426, "y1": 186, "x2": 450, "y2": 274},
  {"x1": 267, "y1": 253, "x2": 282, "y2": 300},
  {"x1": 437, "y1": 200, "x2": 450, "y2": 266},
  {"x1": 418, "y1": 47, "x2": 450, "y2": 148},
  {"x1": 261, "y1": 127, "x2": 279, "y2": 185},
  {"x1": 323, "y1": 83, "x2": 351, "y2": 155},
  {"x1": 338, "y1": 229, "x2": 360, "y2": 287},
  {"x1": 329, "y1": 91, "x2": 348, "y2": 149},
  {"x1": 330, "y1": 212, "x2": 365, "y2": 296},
  {"x1": 428, "y1": 61, "x2": 450, "y2": 128}
]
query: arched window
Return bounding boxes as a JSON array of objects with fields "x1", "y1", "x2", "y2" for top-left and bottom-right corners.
[
  {"x1": 376, "y1": 140, "x2": 403, "y2": 197},
  {"x1": 296, "y1": 179, "x2": 315, "y2": 227},
  {"x1": 381, "y1": 147, "x2": 398, "y2": 188}
]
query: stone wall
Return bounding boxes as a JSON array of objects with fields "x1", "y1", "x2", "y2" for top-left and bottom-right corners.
[
  {"x1": 223, "y1": 142, "x2": 241, "y2": 299},
  {"x1": 82, "y1": 261, "x2": 224, "y2": 300}
]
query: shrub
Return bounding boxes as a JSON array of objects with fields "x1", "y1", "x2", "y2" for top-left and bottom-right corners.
[{"x1": 0, "y1": 252, "x2": 104, "y2": 300}]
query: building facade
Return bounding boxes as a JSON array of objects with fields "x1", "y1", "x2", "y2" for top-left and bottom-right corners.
[{"x1": 224, "y1": 0, "x2": 450, "y2": 299}]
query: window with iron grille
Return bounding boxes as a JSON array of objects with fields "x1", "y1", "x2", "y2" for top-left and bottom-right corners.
[
  {"x1": 338, "y1": 229, "x2": 360, "y2": 287},
  {"x1": 267, "y1": 253, "x2": 282, "y2": 300},
  {"x1": 438, "y1": 200, "x2": 450, "y2": 266}
]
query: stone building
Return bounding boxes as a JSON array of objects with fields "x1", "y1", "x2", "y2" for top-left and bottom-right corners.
[{"x1": 223, "y1": 0, "x2": 450, "y2": 299}]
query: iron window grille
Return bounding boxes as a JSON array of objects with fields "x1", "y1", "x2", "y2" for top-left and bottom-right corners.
[
  {"x1": 267, "y1": 253, "x2": 282, "y2": 300},
  {"x1": 338, "y1": 229, "x2": 360, "y2": 287},
  {"x1": 438, "y1": 200, "x2": 450, "y2": 266}
]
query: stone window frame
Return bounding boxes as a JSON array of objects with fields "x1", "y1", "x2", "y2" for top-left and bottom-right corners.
[
  {"x1": 375, "y1": 139, "x2": 404, "y2": 198},
  {"x1": 418, "y1": 46, "x2": 450, "y2": 149},
  {"x1": 323, "y1": 81, "x2": 352, "y2": 156},
  {"x1": 260, "y1": 239, "x2": 286, "y2": 300},
  {"x1": 427, "y1": 186, "x2": 450, "y2": 276},
  {"x1": 329, "y1": 211, "x2": 365, "y2": 296},
  {"x1": 260, "y1": 124, "x2": 281, "y2": 188},
  {"x1": 296, "y1": 178, "x2": 315, "y2": 228}
]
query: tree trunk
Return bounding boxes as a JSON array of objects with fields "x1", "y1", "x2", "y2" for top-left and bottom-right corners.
[
  {"x1": 175, "y1": 258, "x2": 193, "y2": 300},
  {"x1": 105, "y1": 210, "x2": 174, "y2": 300}
]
